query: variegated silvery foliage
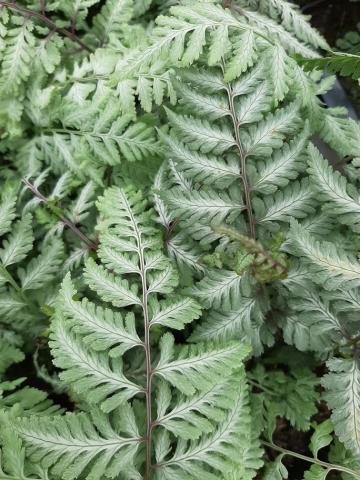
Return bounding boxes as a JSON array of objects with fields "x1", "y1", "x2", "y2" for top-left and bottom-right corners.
[
  {"x1": 0, "y1": 172, "x2": 100, "y2": 436},
  {"x1": 5, "y1": 185, "x2": 262, "y2": 480},
  {"x1": 130, "y1": 1, "x2": 360, "y2": 477},
  {"x1": 0, "y1": 179, "x2": 68, "y2": 478},
  {"x1": 0, "y1": 172, "x2": 98, "y2": 349},
  {"x1": 152, "y1": 2, "x2": 360, "y2": 352},
  {"x1": 0, "y1": 0, "x2": 161, "y2": 187},
  {"x1": 2, "y1": 1, "x2": 360, "y2": 479},
  {"x1": 0, "y1": 180, "x2": 63, "y2": 347}
]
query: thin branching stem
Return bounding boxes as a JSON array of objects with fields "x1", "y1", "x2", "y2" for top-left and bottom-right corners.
[
  {"x1": 141, "y1": 258, "x2": 153, "y2": 479},
  {"x1": 262, "y1": 441, "x2": 360, "y2": 479},
  {"x1": 22, "y1": 178, "x2": 98, "y2": 251},
  {"x1": 130, "y1": 207, "x2": 153, "y2": 479},
  {"x1": 0, "y1": 1, "x2": 93, "y2": 53}
]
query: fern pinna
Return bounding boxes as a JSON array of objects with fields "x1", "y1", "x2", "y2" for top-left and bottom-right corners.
[{"x1": 9, "y1": 185, "x2": 260, "y2": 480}]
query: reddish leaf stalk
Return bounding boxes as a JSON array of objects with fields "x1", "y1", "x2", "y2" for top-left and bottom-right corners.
[{"x1": 22, "y1": 178, "x2": 98, "y2": 252}]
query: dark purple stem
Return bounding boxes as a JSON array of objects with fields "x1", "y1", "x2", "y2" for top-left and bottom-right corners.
[
  {"x1": 0, "y1": 1, "x2": 93, "y2": 53},
  {"x1": 22, "y1": 178, "x2": 98, "y2": 251}
]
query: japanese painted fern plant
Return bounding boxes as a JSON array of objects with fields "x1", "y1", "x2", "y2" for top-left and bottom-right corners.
[{"x1": 1, "y1": 1, "x2": 360, "y2": 479}]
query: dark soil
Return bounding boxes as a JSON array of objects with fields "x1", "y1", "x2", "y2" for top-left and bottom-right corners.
[
  {"x1": 299, "y1": 0, "x2": 360, "y2": 44},
  {"x1": 298, "y1": 0, "x2": 360, "y2": 115}
]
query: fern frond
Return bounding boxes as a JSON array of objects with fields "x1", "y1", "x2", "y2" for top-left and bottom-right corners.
[
  {"x1": 162, "y1": 63, "x2": 314, "y2": 270},
  {"x1": 15, "y1": 185, "x2": 254, "y2": 478}
]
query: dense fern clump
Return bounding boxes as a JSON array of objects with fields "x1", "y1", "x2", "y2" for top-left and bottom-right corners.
[{"x1": 1, "y1": 0, "x2": 360, "y2": 479}]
